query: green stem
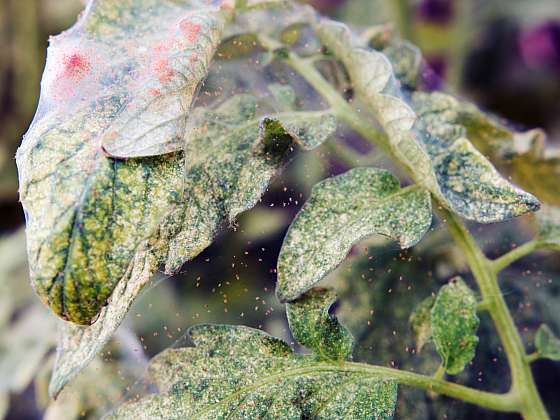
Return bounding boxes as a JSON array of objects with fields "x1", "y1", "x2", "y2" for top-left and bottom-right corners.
[
  {"x1": 491, "y1": 240, "x2": 542, "y2": 274},
  {"x1": 338, "y1": 361, "x2": 515, "y2": 412},
  {"x1": 197, "y1": 361, "x2": 517, "y2": 416},
  {"x1": 447, "y1": 0, "x2": 471, "y2": 90},
  {"x1": 526, "y1": 353, "x2": 540, "y2": 364},
  {"x1": 427, "y1": 363, "x2": 446, "y2": 398},
  {"x1": 391, "y1": 0, "x2": 414, "y2": 41},
  {"x1": 433, "y1": 364, "x2": 446, "y2": 380},
  {"x1": 255, "y1": 34, "x2": 390, "y2": 155},
  {"x1": 273, "y1": 43, "x2": 549, "y2": 419},
  {"x1": 444, "y1": 211, "x2": 549, "y2": 420},
  {"x1": 477, "y1": 299, "x2": 491, "y2": 312}
]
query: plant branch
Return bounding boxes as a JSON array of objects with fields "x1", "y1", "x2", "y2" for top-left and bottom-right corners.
[
  {"x1": 266, "y1": 40, "x2": 550, "y2": 419},
  {"x1": 257, "y1": 34, "x2": 391, "y2": 155},
  {"x1": 444, "y1": 210, "x2": 549, "y2": 420},
  {"x1": 491, "y1": 240, "x2": 543, "y2": 274},
  {"x1": 335, "y1": 361, "x2": 517, "y2": 413},
  {"x1": 390, "y1": 0, "x2": 414, "y2": 41},
  {"x1": 526, "y1": 352, "x2": 540, "y2": 364}
]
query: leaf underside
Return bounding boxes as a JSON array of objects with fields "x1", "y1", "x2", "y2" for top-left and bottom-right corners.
[
  {"x1": 431, "y1": 277, "x2": 479, "y2": 375},
  {"x1": 108, "y1": 324, "x2": 397, "y2": 420},
  {"x1": 276, "y1": 167, "x2": 432, "y2": 302}
]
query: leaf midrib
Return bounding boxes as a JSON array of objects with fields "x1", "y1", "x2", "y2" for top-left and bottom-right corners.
[{"x1": 191, "y1": 361, "x2": 379, "y2": 418}]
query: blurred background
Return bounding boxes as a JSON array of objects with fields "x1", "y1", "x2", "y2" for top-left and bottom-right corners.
[{"x1": 0, "y1": 0, "x2": 559, "y2": 418}]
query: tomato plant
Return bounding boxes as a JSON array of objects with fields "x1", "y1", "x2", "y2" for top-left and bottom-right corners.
[{"x1": 7, "y1": 0, "x2": 560, "y2": 418}]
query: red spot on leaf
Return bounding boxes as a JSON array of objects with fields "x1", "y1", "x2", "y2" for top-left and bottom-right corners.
[
  {"x1": 62, "y1": 53, "x2": 91, "y2": 81},
  {"x1": 179, "y1": 20, "x2": 201, "y2": 44},
  {"x1": 153, "y1": 57, "x2": 175, "y2": 83}
]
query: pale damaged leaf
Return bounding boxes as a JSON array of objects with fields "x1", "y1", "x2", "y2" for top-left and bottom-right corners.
[
  {"x1": 108, "y1": 325, "x2": 397, "y2": 419},
  {"x1": 381, "y1": 41, "x2": 421, "y2": 89},
  {"x1": 535, "y1": 324, "x2": 560, "y2": 361},
  {"x1": 449, "y1": 98, "x2": 560, "y2": 207},
  {"x1": 409, "y1": 295, "x2": 435, "y2": 352},
  {"x1": 277, "y1": 167, "x2": 431, "y2": 302},
  {"x1": 222, "y1": 2, "x2": 317, "y2": 51},
  {"x1": 431, "y1": 278, "x2": 479, "y2": 375},
  {"x1": 162, "y1": 94, "x2": 337, "y2": 272},
  {"x1": 48, "y1": 92, "x2": 336, "y2": 397},
  {"x1": 17, "y1": 0, "x2": 234, "y2": 324},
  {"x1": 535, "y1": 205, "x2": 560, "y2": 251},
  {"x1": 316, "y1": 21, "x2": 540, "y2": 223},
  {"x1": 44, "y1": 356, "x2": 131, "y2": 420},
  {"x1": 286, "y1": 288, "x2": 353, "y2": 360},
  {"x1": 0, "y1": 305, "x2": 56, "y2": 393}
]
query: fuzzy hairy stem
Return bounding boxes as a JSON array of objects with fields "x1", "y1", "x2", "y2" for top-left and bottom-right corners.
[{"x1": 277, "y1": 42, "x2": 550, "y2": 419}]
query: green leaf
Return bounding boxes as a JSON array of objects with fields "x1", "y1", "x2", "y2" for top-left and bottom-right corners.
[
  {"x1": 47, "y1": 92, "x2": 336, "y2": 397},
  {"x1": 431, "y1": 277, "x2": 479, "y2": 375},
  {"x1": 316, "y1": 21, "x2": 540, "y2": 223},
  {"x1": 409, "y1": 295, "x2": 435, "y2": 352},
  {"x1": 108, "y1": 325, "x2": 397, "y2": 419},
  {"x1": 277, "y1": 167, "x2": 432, "y2": 302},
  {"x1": 286, "y1": 288, "x2": 354, "y2": 360},
  {"x1": 535, "y1": 205, "x2": 560, "y2": 251},
  {"x1": 535, "y1": 324, "x2": 560, "y2": 361}
]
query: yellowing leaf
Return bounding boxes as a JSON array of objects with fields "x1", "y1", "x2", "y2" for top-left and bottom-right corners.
[
  {"x1": 18, "y1": 0, "x2": 234, "y2": 325},
  {"x1": 455, "y1": 99, "x2": 560, "y2": 206},
  {"x1": 47, "y1": 91, "x2": 336, "y2": 397},
  {"x1": 535, "y1": 205, "x2": 560, "y2": 251},
  {"x1": 409, "y1": 295, "x2": 435, "y2": 352}
]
